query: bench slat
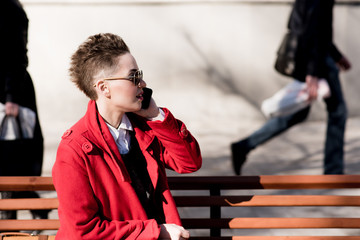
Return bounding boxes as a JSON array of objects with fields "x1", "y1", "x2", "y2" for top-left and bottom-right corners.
[
  {"x1": 182, "y1": 218, "x2": 360, "y2": 229},
  {"x1": 1, "y1": 236, "x2": 56, "y2": 240},
  {"x1": 190, "y1": 237, "x2": 360, "y2": 240},
  {"x1": 0, "y1": 198, "x2": 59, "y2": 210},
  {"x1": 174, "y1": 195, "x2": 360, "y2": 207},
  {"x1": 0, "y1": 220, "x2": 60, "y2": 231},
  {"x1": 168, "y1": 175, "x2": 360, "y2": 190},
  {"x1": 0, "y1": 177, "x2": 54, "y2": 191},
  {"x1": 1, "y1": 175, "x2": 359, "y2": 190}
]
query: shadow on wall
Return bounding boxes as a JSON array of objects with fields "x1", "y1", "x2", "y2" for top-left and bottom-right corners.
[{"x1": 182, "y1": 30, "x2": 262, "y2": 113}]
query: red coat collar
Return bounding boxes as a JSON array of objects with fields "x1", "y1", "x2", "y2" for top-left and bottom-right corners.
[{"x1": 83, "y1": 100, "x2": 158, "y2": 185}]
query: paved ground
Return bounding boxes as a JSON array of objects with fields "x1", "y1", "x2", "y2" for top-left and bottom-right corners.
[
  {"x1": 194, "y1": 117, "x2": 360, "y2": 177},
  {"x1": 17, "y1": 117, "x2": 360, "y2": 236}
]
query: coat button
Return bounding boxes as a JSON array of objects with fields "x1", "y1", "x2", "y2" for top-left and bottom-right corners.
[
  {"x1": 82, "y1": 142, "x2": 93, "y2": 153},
  {"x1": 180, "y1": 125, "x2": 189, "y2": 138},
  {"x1": 62, "y1": 130, "x2": 72, "y2": 139}
]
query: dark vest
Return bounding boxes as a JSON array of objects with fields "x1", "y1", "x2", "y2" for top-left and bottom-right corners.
[{"x1": 121, "y1": 132, "x2": 165, "y2": 223}]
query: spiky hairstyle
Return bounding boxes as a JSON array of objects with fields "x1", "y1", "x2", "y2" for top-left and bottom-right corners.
[{"x1": 69, "y1": 33, "x2": 130, "y2": 100}]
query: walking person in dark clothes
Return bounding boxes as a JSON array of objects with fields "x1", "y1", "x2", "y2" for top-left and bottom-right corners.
[
  {"x1": 231, "y1": 0, "x2": 351, "y2": 175},
  {"x1": 0, "y1": 0, "x2": 48, "y2": 221}
]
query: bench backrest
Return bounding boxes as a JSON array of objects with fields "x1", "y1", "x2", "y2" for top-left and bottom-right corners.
[
  {"x1": 1, "y1": 175, "x2": 360, "y2": 239},
  {"x1": 0, "y1": 177, "x2": 58, "y2": 234},
  {"x1": 167, "y1": 175, "x2": 360, "y2": 240}
]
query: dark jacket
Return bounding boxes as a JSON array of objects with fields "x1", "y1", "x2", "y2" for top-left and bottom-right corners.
[
  {"x1": 289, "y1": 0, "x2": 342, "y2": 81},
  {"x1": 0, "y1": 0, "x2": 43, "y2": 176},
  {"x1": 0, "y1": 0, "x2": 30, "y2": 105}
]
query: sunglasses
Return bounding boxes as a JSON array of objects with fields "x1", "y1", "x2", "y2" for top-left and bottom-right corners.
[{"x1": 94, "y1": 70, "x2": 143, "y2": 87}]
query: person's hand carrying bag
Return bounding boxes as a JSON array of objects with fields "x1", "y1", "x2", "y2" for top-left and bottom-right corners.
[
  {"x1": 0, "y1": 103, "x2": 40, "y2": 176},
  {"x1": 261, "y1": 79, "x2": 331, "y2": 118}
]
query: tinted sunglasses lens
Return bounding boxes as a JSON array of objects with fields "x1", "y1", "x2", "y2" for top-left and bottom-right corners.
[{"x1": 134, "y1": 71, "x2": 143, "y2": 85}]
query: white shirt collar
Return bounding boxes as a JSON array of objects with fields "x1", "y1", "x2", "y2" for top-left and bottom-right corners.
[
  {"x1": 108, "y1": 113, "x2": 132, "y2": 130},
  {"x1": 106, "y1": 114, "x2": 133, "y2": 154},
  {"x1": 118, "y1": 114, "x2": 133, "y2": 131},
  {"x1": 106, "y1": 114, "x2": 133, "y2": 140}
]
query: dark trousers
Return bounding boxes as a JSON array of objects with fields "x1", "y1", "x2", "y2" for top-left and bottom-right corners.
[{"x1": 245, "y1": 56, "x2": 347, "y2": 174}]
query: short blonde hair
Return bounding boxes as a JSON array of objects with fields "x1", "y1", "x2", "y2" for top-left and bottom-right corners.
[{"x1": 69, "y1": 33, "x2": 130, "y2": 100}]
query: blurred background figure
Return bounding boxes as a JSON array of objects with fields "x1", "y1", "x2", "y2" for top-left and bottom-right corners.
[
  {"x1": 231, "y1": 0, "x2": 351, "y2": 176},
  {"x1": 0, "y1": 0, "x2": 48, "y2": 221}
]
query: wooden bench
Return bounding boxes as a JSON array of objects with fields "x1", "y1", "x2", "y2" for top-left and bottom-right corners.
[
  {"x1": 1, "y1": 175, "x2": 360, "y2": 239},
  {"x1": 0, "y1": 177, "x2": 57, "y2": 240}
]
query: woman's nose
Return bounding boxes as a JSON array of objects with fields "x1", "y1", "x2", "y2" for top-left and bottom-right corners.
[{"x1": 138, "y1": 79, "x2": 146, "y2": 88}]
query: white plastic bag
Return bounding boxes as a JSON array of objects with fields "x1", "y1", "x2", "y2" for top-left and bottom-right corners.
[
  {"x1": 0, "y1": 103, "x2": 36, "y2": 140},
  {"x1": 261, "y1": 79, "x2": 330, "y2": 118}
]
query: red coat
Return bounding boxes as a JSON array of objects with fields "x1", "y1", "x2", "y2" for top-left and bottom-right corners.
[{"x1": 52, "y1": 100, "x2": 202, "y2": 240}]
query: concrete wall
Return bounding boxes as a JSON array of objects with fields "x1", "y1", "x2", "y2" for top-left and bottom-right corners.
[{"x1": 20, "y1": 0, "x2": 360, "y2": 174}]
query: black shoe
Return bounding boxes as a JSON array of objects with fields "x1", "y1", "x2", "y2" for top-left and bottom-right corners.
[
  {"x1": 30, "y1": 210, "x2": 49, "y2": 235},
  {"x1": 31, "y1": 209, "x2": 50, "y2": 219},
  {"x1": 231, "y1": 141, "x2": 250, "y2": 175},
  {"x1": 0, "y1": 192, "x2": 17, "y2": 219}
]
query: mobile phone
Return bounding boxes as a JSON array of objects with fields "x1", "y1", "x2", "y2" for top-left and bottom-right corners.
[{"x1": 141, "y1": 87, "x2": 153, "y2": 109}]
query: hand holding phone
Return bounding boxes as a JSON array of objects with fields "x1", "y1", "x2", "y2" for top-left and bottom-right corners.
[{"x1": 136, "y1": 87, "x2": 160, "y2": 119}]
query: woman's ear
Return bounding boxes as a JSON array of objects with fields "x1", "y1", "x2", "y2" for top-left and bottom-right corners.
[{"x1": 95, "y1": 80, "x2": 111, "y2": 98}]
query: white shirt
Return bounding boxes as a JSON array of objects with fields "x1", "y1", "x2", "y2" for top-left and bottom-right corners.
[
  {"x1": 106, "y1": 109, "x2": 165, "y2": 154},
  {"x1": 107, "y1": 114, "x2": 133, "y2": 154}
]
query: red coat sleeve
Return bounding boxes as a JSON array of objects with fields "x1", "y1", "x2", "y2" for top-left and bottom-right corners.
[{"x1": 147, "y1": 108, "x2": 202, "y2": 173}]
